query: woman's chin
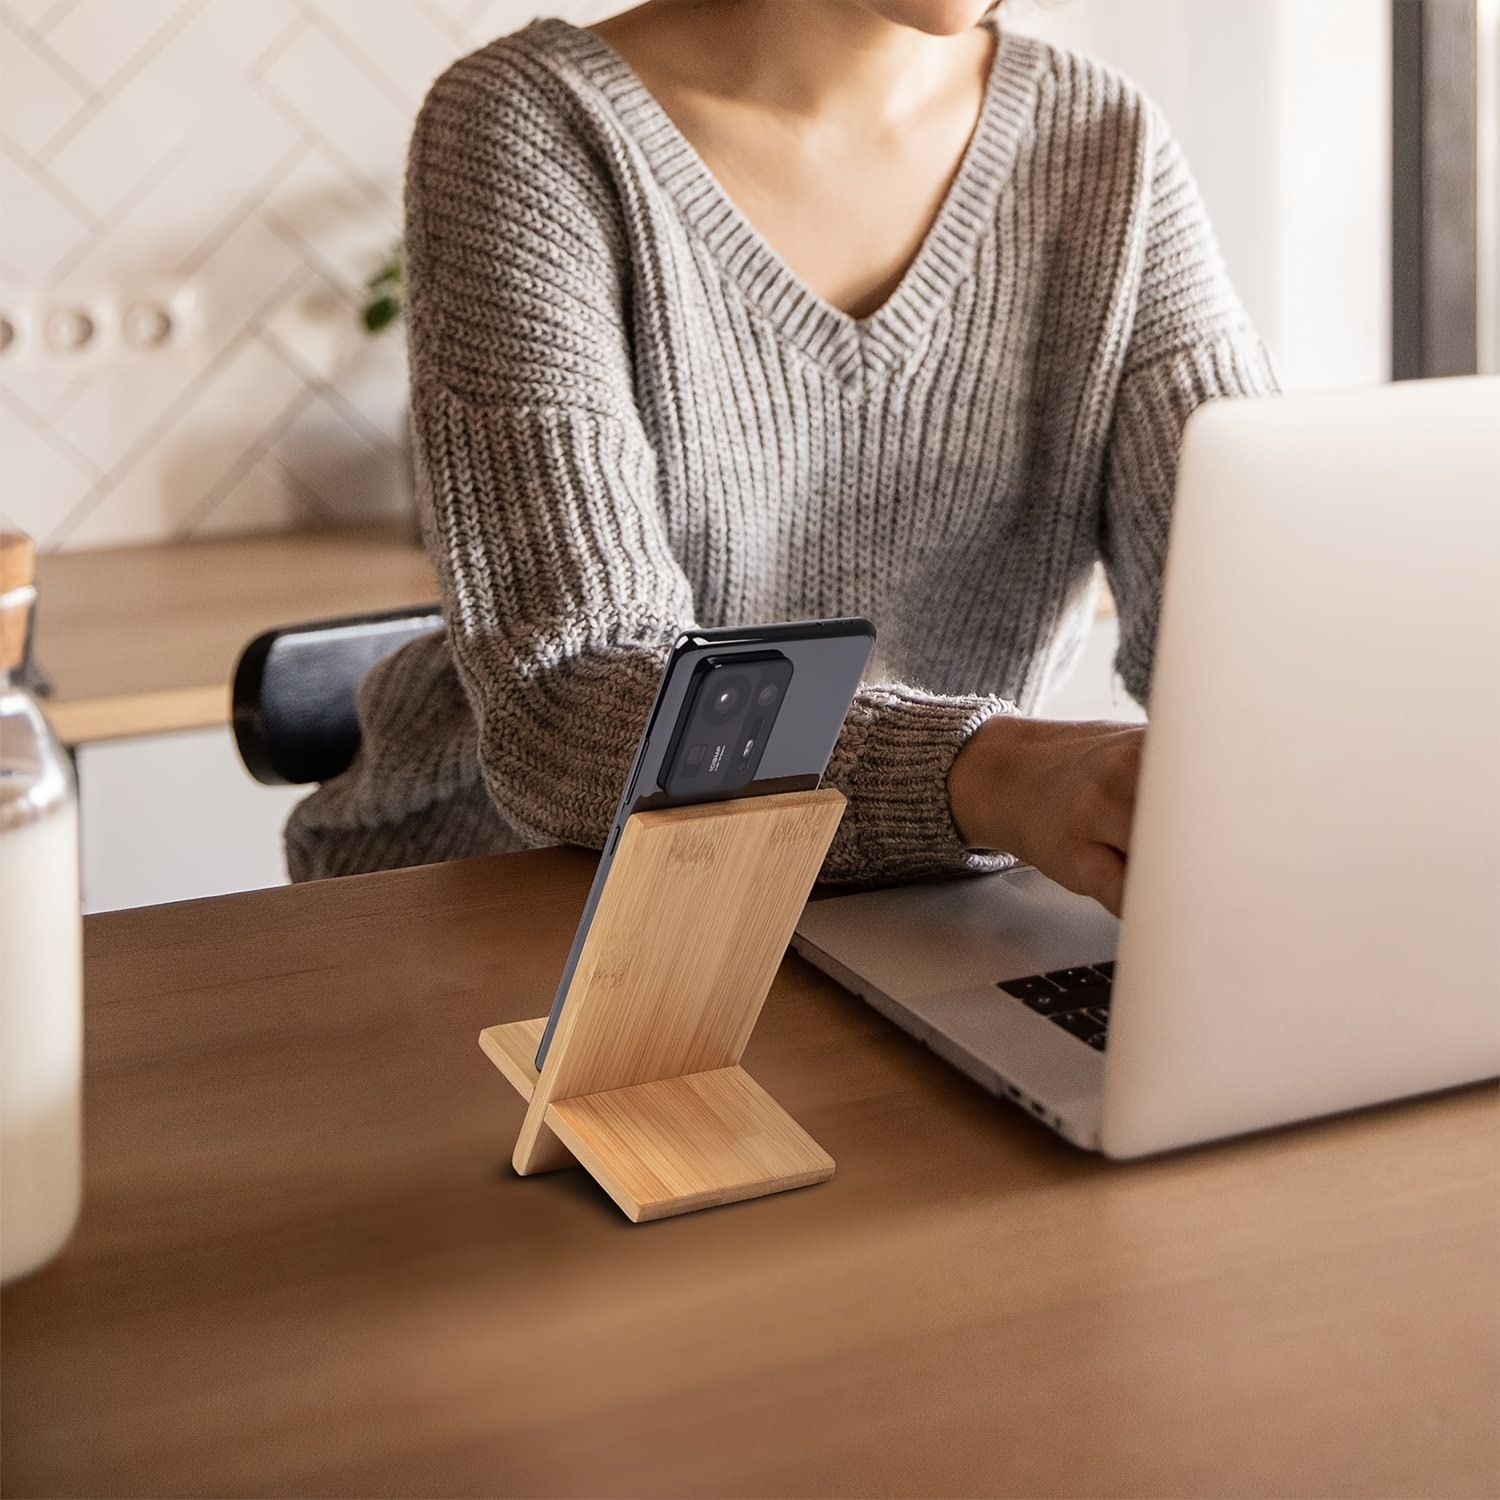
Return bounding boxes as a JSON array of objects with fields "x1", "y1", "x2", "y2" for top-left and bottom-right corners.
[{"x1": 855, "y1": 0, "x2": 999, "y2": 37}]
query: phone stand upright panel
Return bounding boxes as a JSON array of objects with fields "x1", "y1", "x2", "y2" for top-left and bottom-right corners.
[{"x1": 479, "y1": 787, "x2": 846, "y2": 1222}]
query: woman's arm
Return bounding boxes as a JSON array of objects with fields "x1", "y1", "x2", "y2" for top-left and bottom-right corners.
[
  {"x1": 403, "y1": 43, "x2": 695, "y2": 850},
  {"x1": 1100, "y1": 118, "x2": 1280, "y2": 702}
]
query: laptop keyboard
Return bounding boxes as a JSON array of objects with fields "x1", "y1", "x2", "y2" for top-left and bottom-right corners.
[{"x1": 997, "y1": 962, "x2": 1115, "y2": 1051}]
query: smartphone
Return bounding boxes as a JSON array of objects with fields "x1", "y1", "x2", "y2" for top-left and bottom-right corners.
[{"x1": 533, "y1": 617, "x2": 876, "y2": 1068}]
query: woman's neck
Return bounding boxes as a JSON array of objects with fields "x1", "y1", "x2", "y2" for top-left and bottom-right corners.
[
  {"x1": 587, "y1": 0, "x2": 997, "y2": 318},
  {"x1": 592, "y1": 1, "x2": 992, "y2": 132}
]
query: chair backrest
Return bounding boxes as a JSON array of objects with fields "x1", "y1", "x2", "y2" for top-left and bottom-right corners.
[{"x1": 232, "y1": 605, "x2": 442, "y2": 785}]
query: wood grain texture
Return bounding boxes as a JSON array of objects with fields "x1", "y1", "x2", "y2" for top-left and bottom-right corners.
[
  {"x1": 478, "y1": 1018, "x2": 578, "y2": 1174},
  {"x1": 32, "y1": 523, "x2": 436, "y2": 743},
  {"x1": 512, "y1": 789, "x2": 845, "y2": 1176},
  {"x1": 1, "y1": 848, "x2": 1496, "y2": 1498},
  {"x1": 477, "y1": 1018, "x2": 545, "y2": 1102},
  {"x1": 546, "y1": 1067, "x2": 835, "y2": 1222}
]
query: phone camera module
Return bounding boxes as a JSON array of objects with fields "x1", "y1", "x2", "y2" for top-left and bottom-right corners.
[{"x1": 660, "y1": 651, "x2": 795, "y2": 797}]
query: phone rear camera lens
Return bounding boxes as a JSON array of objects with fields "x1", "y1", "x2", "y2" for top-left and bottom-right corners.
[
  {"x1": 756, "y1": 683, "x2": 780, "y2": 707},
  {"x1": 704, "y1": 674, "x2": 750, "y2": 723}
]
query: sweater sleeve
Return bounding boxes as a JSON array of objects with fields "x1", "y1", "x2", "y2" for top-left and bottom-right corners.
[{"x1": 1099, "y1": 114, "x2": 1280, "y2": 703}]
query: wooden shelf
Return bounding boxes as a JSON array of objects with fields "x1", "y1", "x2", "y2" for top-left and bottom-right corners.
[{"x1": 32, "y1": 524, "x2": 437, "y2": 745}]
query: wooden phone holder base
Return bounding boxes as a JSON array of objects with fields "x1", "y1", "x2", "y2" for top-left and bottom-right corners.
[{"x1": 479, "y1": 788, "x2": 846, "y2": 1223}]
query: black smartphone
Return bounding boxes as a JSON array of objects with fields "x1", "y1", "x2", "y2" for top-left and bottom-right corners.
[{"x1": 533, "y1": 618, "x2": 876, "y2": 1068}]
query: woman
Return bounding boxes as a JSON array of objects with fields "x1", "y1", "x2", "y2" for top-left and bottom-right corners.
[{"x1": 285, "y1": 0, "x2": 1276, "y2": 915}]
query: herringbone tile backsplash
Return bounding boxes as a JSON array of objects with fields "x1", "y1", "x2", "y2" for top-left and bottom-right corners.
[{"x1": 0, "y1": 0, "x2": 618, "y2": 551}]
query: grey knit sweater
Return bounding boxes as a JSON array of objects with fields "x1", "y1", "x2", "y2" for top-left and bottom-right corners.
[{"x1": 284, "y1": 18, "x2": 1277, "y2": 884}]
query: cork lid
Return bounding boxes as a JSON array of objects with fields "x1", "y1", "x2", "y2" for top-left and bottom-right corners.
[{"x1": 1, "y1": 530, "x2": 38, "y2": 674}]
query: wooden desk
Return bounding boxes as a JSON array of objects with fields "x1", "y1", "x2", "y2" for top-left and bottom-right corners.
[
  {"x1": 33, "y1": 524, "x2": 437, "y2": 745},
  {"x1": 3, "y1": 852, "x2": 1496, "y2": 1497}
]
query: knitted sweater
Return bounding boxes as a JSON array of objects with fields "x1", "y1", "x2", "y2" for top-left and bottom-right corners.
[{"x1": 284, "y1": 18, "x2": 1277, "y2": 884}]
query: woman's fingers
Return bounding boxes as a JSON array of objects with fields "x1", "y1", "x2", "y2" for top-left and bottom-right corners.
[
  {"x1": 947, "y1": 713, "x2": 1146, "y2": 913},
  {"x1": 1074, "y1": 747, "x2": 1137, "y2": 854},
  {"x1": 1066, "y1": 733, "x2": 1137, "y2": 912},
  {"x1": 1072, "y1": 842, "x2": 1127, "y2": 918}
]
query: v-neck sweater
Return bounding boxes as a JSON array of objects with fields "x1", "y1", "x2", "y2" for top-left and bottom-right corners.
[{"x1": 284, "y1": 18, "x2": 1278, "y2": 884}]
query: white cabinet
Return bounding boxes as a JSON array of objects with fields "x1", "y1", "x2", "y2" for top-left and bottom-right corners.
[{"x1": 77, "y1": 728, "x2": 308, "y2": 915}]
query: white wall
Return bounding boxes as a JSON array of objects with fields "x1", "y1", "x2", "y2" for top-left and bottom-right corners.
[{"x1": 0, "y1": 0, "x2": 619, "y2": 552}]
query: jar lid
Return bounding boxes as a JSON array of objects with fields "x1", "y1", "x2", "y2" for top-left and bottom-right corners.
[{"x1": 1, "y1": 531, "x2": 37, "y2": 674}]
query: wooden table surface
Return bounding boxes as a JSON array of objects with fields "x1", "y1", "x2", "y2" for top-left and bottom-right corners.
[
  {"x1": 32, "y1": 523, "x2": 437, "y2": 745},
  {"x1": 3, "y1": 850, "x2": 1496, "y2": 1498}
]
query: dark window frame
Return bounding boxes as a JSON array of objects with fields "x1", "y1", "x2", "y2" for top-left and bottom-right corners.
[{"x1": 1393, "y1": 0, "x2": 1481, "y2": 379}]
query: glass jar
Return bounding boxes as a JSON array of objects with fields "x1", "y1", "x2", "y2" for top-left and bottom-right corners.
[{"x1": 1, "y1": 541, "x2": 82, "y2": 1284}]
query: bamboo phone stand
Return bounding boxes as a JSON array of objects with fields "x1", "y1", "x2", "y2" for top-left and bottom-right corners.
[{"x1": 479, "y1": 788, "x2": 846, "y2": 1222}]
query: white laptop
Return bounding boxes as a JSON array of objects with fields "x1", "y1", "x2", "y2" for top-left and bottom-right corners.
[{"x1": 793, "y1": 376, "x2": 1500, "y2": 1157}]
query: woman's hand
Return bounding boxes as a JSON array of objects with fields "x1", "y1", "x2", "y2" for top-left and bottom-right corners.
[{"x1": 947, "y1": 715, "x2": 1146, "y2": 916}]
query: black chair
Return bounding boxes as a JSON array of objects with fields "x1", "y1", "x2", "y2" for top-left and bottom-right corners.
[{"x1": 232, "y1": 604, "x2": 443, "y2": 785}]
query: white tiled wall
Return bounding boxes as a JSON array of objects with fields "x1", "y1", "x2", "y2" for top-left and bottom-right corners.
[
  {"x1": 2, "y1": 0, "x2": 1390, "y2": 555},
  {"x1": 0, "y1": 0, "x2": 619, "y2": 552}
]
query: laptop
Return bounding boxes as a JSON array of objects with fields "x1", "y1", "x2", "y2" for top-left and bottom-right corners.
[{"x1": 793, "y1": 376, "x2": 1500, "y2": 1157}]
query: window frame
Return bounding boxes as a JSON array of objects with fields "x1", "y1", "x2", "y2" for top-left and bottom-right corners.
[{"x1": 1392, "y1": 0, "x2": 1484, "y2": 378}]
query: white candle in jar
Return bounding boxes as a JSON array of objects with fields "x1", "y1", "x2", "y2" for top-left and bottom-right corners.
[
  {"x1": 0, "y1": 795, "x2": 83, "y2": 1283},
  {"x1": 1, "y1": 531, "x2": 84, "y2": 1286}
]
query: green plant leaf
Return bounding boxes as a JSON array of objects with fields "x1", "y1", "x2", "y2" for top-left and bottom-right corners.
[{"x1": 363, "y1": 296, "x2": 402, "y2": 333}]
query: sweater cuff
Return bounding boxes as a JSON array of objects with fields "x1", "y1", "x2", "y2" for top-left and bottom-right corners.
[{"x1": 823, "y1": 685, "x2": 1017, "y2": 884}]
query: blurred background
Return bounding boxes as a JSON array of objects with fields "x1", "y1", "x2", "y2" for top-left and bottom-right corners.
[
  {"x1": 1, "y1": 0, "x2": 1496, "y2": 909},
  {"x1": 4, "y1": 0, "x2": 1496, "y2": 553}
]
